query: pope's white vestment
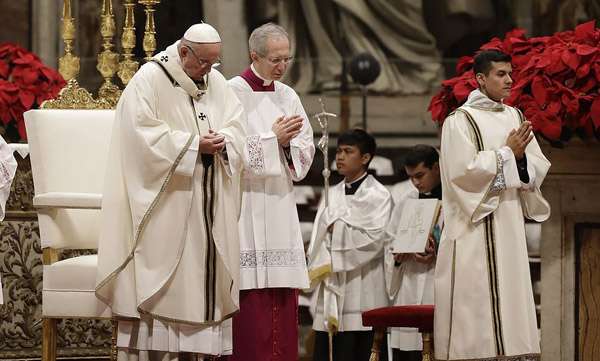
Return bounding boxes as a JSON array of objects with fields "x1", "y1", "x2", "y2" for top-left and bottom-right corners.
[
  {"x1": 308, "y1": 174, "x2": 392, "y2": 332},
  {"x1": 435, "y1": 89, "x2": 550, "y2": 361},
  {"x1": 0, "y1": 137, "x2": 17, "y2": 305},
  {"x1": 228, "y1": 66, "x2": 315, "y2": 290},
  {"x1": 95, "y1": 41, "x2": 246, "y2": 359}
]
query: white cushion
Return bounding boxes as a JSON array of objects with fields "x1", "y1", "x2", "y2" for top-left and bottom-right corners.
[
  {"x1": 8, "y1": 143, "x2": 29, "y2": 158},
  {"x1": 42, "y1": 255, "x2": 110, "y2": 318},
  {"x1": 25, "y1": 109, "x2": 114, "y2": 249},
  {"x1": 25, "y1": 109, "x2": 115, "y2": 195},
  {"x1": 34, "y1": 192, "x2": 102, "y2": 209},
  {"x1": 525, "y1": 222, "x2": 542, "y2": 257},
  {"x1": 38, "y1": 209, "x2": 102, "y2": 249}
]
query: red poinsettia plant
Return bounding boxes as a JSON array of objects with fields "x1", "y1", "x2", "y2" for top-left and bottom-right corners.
[
  {"x1": 429, "y1": 20, "x2": 600, "y2": 145},
  {"x1": 0, "y1": 42, "x2": 65, "y2": 141}
]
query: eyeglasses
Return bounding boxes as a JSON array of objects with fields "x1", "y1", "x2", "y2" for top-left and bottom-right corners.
[
  {"x1": 265, "y1": 56, "x2": 293, "y2": 66},
  {"x1": 184, "y1": 45, "x2": 221, "y2": 67}
]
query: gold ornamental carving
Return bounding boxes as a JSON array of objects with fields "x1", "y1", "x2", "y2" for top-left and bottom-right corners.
[
  {"x1": 97, "y1": 0, "x2": 122, "y2": 108},
  {"x1": 118, "y1": 0, "x2": 139, "y2": 85},
  {"x1": 41, "y1": 79, "x2": 112, "y2": 110},
  {"x1": 139, "y1": 0, "x2": 161, "y2": 62},
  {"x1": 58, "y1": 0, "x2": 80, "y2": 81}
]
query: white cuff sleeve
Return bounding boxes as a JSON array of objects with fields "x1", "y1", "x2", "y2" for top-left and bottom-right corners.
[
  {"x1": 289, "y1": 145, "x2": 311, "y2": 180},
  {"x1": 175, "y1": 135, "x2": 200, "y2": 177},
  {"x1": 498, "y1": 146, "x2": 521, "y2": 189},
  {"x1": 245, "y1": 131, "x2": 281, "y2": 177}
]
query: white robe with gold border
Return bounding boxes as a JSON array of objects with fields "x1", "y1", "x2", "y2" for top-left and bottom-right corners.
[
  {"x1": 308, "y1": 175, "x2": 392, "y2": 332},
  {"x1": 95, "y1": 42, "x2": 246, "y2": 358},
  {"x1": 434, "y1": 89, "x2": 550, "y2": 361}
]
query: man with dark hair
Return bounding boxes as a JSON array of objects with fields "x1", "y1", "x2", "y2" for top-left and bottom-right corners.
[
  {"x1": 434, "y1": 49, "x2": 551, "y2": 361},
  {"x1": 331, "y1": 125, "x2": 394, "y2": 176},
  {"x1": 386, "y1": 144, "x2": 441, "y2": 361},
  {"x1": 308, "y1": 129, "x2": 391, "y2": 361},
  {"x1": 336, "y1": 128, "x2": 377, "y2": 167},
  {"x1": 404, "y1": 144, "x2": 439, "y2": 170},
  {"x1": 472, "y1": 50, "x2": 512, "y2": 76}
]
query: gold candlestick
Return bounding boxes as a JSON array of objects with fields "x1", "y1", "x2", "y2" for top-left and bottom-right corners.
[
  {"x1": 97, "y1": 0, "x2": 121, "y2": 107},
  {"x1": 118, "y1": 0, "x2": 139, "y2": 85},
  {"x1": 43, "y1": 0, "x2": 110, "y2": 109},
  {"x1": 58, "y1": 0, "x2": 80, "y2": 81},
  {"x1": 139, "y1": 0, "x2": 160, "y2": 62}
]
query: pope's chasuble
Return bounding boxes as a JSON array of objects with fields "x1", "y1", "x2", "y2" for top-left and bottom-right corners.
[
  {"x1": 308, "y1": 174, "x2": 391, "y2": 332},
  {"x1": 228, "y1": 66, "x2": 315, "y2": 290},
  {"x1": 95, "y1": 41, "x2": 246, "y2": 357},
  {"x1": 434, "y1": 89, "x2": 550, "y2": 361}
]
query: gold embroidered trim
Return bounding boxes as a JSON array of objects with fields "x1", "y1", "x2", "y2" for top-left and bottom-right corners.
[
  {"x1": 95, "y1": 133, "x2": 195, "y2": 300},
  {"x1": 308, "y1": 264, "x2": 332, "y2": 284},
  {"x1": 446, "y1": 240, "x2": 457, "y2": 360},
  {"x1": 137, "y1": 308, "x2": 239, "y2": 327},
  {"x1": 465, "y1": 104, "x2": 506, "y2": 112},
  {"x1": 435, "y1": 353, "x2": 540, "y2": 361},
  {"x1": 485, "y1": 215, "x2": 504, "y2": 355},
  {"x1": 455, "y1": 107, "x2": 505, "y2": 354}
]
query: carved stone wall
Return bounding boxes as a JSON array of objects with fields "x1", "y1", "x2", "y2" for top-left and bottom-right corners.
[{"x1": 0, "y1": 154, "x2": 111, "y2": 359}]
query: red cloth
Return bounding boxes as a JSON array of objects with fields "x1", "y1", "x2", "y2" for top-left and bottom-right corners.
[
  {"x1": 361, "y1": 305, "x2": 435, "y2": 333},
  {"x1": 240, "y1": 67, "x2": 275, "y2": 92},
  {"x1": 224, "y1": 288, "x2": 299, "y2": 361}
]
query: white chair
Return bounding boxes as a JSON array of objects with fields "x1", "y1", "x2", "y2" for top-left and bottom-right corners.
[{"x1": 25, "y1": 109, "x2": 115, "y2": 361}]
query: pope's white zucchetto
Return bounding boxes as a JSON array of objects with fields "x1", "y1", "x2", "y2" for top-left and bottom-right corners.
[{"x1": 183, "y1": 23, "x2": 221, "y2": 43}]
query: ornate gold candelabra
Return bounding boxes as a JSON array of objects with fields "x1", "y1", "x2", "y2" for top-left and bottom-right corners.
[
  {"x1": 118, "y1": 0, "x2": 139, "y2": 85},
  {"x1": 97, "y1": 0, "x2": 121, "y2": 107},
  {"x1": 58, "y1": 0, "x2": 79, "y2": 81},
  {"x1": 139, "y1": 0, "x2": 160, "y2": 62},
  {"x1": 43, "y1": 0, "x2": 111, "y2": 109}
]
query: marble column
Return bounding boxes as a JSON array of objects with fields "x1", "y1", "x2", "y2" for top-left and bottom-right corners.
[
  {"x1": 203, "y1": 0, "x2": 248, "y2": 78},
  {"x1": 31, "y1": 0, "x2": 60, "y2": 69}
]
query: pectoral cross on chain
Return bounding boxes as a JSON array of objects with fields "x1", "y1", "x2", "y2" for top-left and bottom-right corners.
[{"x1": 198, "y1": 112, "x2": 208, "y2": 121}]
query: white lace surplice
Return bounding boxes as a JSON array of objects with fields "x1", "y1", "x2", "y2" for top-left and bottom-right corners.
[{"x1": 228, "y1": 75, "x2": 315, "y2": 290}]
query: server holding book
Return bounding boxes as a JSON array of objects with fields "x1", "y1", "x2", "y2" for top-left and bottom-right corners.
[{"x1": 386, "y1": 144, "x2": 442, "y2": 361}]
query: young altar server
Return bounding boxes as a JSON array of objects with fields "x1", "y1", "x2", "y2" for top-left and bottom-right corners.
[
  {"x1": 386, "y1": 144, "x2": 442, "y2": 361},
  {"x1": 435, "y1": 49, "x2": 551, "y2": 361},
  {"x1": 308, "y1": 129, "x2": 392, "y2": 361}
]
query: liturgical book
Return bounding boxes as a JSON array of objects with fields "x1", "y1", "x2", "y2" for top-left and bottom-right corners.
[{"x1": 391, "y1": 198, "x2": 441, "y2": 253}]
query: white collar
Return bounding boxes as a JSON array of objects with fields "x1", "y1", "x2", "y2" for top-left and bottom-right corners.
[
  {"x1": 250, "y1": 64, "x2": 273, "y2": 86},
  {"x1": 152, "y1": 41, "x2": 207, "y2": 100},
  {"x1": 344, "y1": 172, "x2": 368, "y2": 188},
  {"x1": 464, "y1": 89, "x2": 505, "y2": 111}
]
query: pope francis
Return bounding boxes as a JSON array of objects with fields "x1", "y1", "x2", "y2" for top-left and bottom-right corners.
[{"x1": 95, "y1": 23, "x2": 246, "y2": 361}]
